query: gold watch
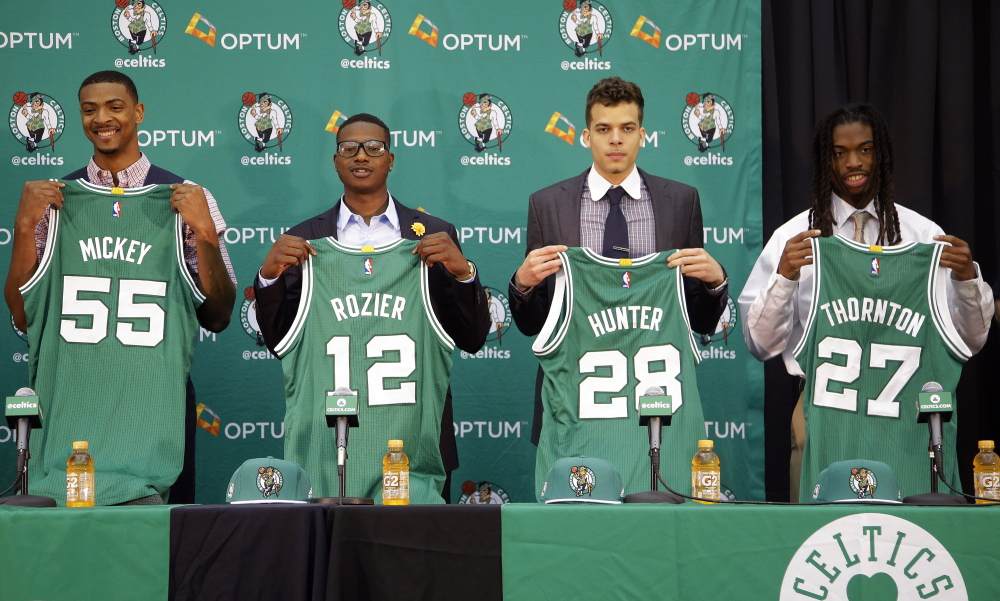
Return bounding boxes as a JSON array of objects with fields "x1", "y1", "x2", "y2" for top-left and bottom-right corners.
[{"x1": 454, "y1": 260, "x2": 476, "y2": 281}]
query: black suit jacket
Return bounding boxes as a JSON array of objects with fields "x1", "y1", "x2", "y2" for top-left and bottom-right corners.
[
  {"x1": 507, "y1": 168, "x2": 728, "y2": 444},
  {"x1": 254, "y1": 197, "x2": 491, "y2": 472}
]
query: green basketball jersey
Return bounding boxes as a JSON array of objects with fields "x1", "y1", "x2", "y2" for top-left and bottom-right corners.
[
  {"x1": 275, "y1": 238, "x2": 454, "y2": 504},
  {"x1": 22, "y1": 179, "x2": 204, "y2": 505},
  {"x1": 794, "y1": 236, "x2": 971, "y2": 500},
  {"x1": 533, "y1": 247, "x2": 705, "y2": 498}
]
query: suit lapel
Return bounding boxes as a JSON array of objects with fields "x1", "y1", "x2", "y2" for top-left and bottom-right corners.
[
  {"x1": 558, "y1": 170, "x2": 588, "y2": 247},
  {"x1": 395, "y1": 200, "x2": 423, "y2": 241}
]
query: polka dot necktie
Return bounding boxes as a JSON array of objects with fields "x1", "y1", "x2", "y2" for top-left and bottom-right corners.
[{"x1": 602, "y1": 186, "x2": 629, "y2": 258}]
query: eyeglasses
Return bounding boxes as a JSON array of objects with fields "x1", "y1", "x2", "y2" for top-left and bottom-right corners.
[{"x1": 336, "y1": 140, "x2": 388, "y2": 158}]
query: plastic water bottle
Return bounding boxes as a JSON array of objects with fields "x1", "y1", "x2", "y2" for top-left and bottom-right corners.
[
  {"x1": 66, "y1": 441, "x2": 95, "y2": 507},
  {"x1": 973, "y1": 440, "x2": 1000, "y2": 504},
  {"x1": 691, "y1": 439, "x2": 720, "y2": 503},
  {"x1": 382, "y1": 439, "x2": 410, "y2": 505}
]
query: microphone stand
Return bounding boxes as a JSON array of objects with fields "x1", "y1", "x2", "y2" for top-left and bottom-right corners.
[
  {"x1": 312, "y1": 389, "x2": 372, "y2": 506},
  {"x1": 0, "y1": 427, "x2": 56, "y2": 507},
  {"x1": 905, "y1": 388, "x2": 966, "y2": 505},
  {"x1": 625, "y1": 392, "x2": 684, "y2": 504},
  {"x1": 0, "y1": 391, "x2": 55, "y2": 507}
]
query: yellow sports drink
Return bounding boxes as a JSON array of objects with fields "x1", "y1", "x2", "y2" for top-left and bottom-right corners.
[
  {"x1": 382, "y1": 440, "x2": 410, "y2": 505},
  {"x1": 66, "y1": 441, "x2": 95, "y2": 507},
  {"x1": 973, "y1": 440, "x2": 999, "y2": 504},
  {"x1": 691, "y1": 439, "x2": 720, "y2": 503}
]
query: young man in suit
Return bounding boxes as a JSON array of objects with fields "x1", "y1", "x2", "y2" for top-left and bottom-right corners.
[
  {"x1": 254, "y1": 113, "x2": 491, "y2": 501},
  {"x1": 509, "y1": 76, "x2": 729, "y2": 447}
]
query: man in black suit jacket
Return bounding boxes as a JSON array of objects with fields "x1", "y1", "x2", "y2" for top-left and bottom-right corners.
[
  {"x1": 509, "y1": 77, "x2": 728, "y2": 443},
  {"x1": 254, "y1": 113, "x2": 491, "y2": 501}
]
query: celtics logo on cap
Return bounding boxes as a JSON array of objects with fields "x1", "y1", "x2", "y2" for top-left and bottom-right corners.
[
  {"x1": 682, "y1": 92, "x2": 735, "y2": 153},
  {"x1": 257, "y1": 465, "x2": 284, "y2": 498},
  {"x1": 849, "y1": 467, "x2": 877, "y2": 499},
  {"x1": 458, "y1": 93, "x2": 512, "y2": 153},
  {"x1": 238, "y1": 92, "x2": 293, "y2": 153},
  {"x1": 338, "y1": 0, "x2": 392, "y2": 56},
  {"x1": 111, "y1": 0, "x2": 167, "y2": 55},
  {"x1": 700, "y1": 295, "x2": 738, "y2": 345},
  {"x1": 485, "y1": 287, "x2": 511, "y2": 343},
  {"x1": 9, "y1": 92, "x2": 64, "y2": 153},
  {"x1": 458, "y1": 480, "x2": 511, "y2": 505},
  {"x1": 569, "y1": 464, "x2": 596, "y2": 497},
  {"x1": 558, "y1": 0, "x2": 613, "y2": 57}
]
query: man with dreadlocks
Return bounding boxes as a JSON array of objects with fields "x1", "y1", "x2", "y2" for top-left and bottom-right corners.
[{"x1": 739, "y1": 103, "x2": 993, "y2": 500}]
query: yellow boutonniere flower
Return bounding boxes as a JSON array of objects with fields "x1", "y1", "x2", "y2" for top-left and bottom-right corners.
[{"x1": 411, "y1": 222, "x2": 426, "y2": 237}]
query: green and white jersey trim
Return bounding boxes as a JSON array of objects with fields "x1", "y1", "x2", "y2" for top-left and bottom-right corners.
[
  {"x1": 532, "y1": 248, "x2": 699, "y2": 362},
  {"x1": 274, "y1": 237, "x2": 454, "y2": 358},
  {"x1": 793, "y1": 235, "x2": 970, "y2": 361},
  {"x1": 19, "y1": 180, "x2": 203, "y2": 304}
]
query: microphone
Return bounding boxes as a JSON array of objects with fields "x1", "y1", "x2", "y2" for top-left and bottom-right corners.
[
  {"x1": 915, "y1": 382, "x2": 952, "y2": 482},
  {"x1": 317, "y1": 387, "x2": 372, "y2": 505},
  {"x1": 639, "y1": 386, "x2": 671, "y2": 451},
  {"x1": 5, "y1": 387, "x2": 42, "y2": 496},
  {"x1": 325, "y1": 387, "x2": 359, "y2": 469},
  {"x1": 624, "y1": 386, "x2": 683, "y2": 503}
]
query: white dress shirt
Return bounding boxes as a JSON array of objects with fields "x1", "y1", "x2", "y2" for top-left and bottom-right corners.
[
  {"x1": 258, "y1": 194, "x2": 401, "y2": 287},
  {"x1": 738, "y1": 194, "x2": 994, "y2": 376}
]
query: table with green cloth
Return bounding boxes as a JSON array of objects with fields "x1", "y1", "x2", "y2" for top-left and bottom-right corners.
[
  {"x1": 2, "y1": 502, "x2": 998, "y2": 600},
  {"x1": 501, "y1": 502, "x2": 1000, "y2": 600}
]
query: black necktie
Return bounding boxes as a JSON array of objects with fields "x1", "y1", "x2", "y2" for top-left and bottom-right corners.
[{"x1": 602, "y1": 186, "x2": 629, "y2": 258}]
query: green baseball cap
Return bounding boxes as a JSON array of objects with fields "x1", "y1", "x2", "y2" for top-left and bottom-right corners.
[
  {"x1": 226, "y1": 456, "x2": 313, "y2": 504},
  {"x1": 540, "y1": 457, "x2": 624, "y2": 504},
  {"x1": 811, "y1": 459, "x2": 902, "y2": 503}
]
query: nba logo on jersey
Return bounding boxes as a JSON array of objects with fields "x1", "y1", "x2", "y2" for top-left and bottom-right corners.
[
  {"x1": 363, "y1": 258, "x2": 373, "y2": 275},
  {"x1": 622, "y1": 272, "x2": 631, "y2": 288},
  {"x1": 870, "y1": 258, "x2": 880, "y2": 276},
  {"x1": 112, "y1": 201, "x2": 122, "y2": 218}
]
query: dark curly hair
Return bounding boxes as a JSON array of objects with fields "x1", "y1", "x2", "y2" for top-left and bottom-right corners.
[
  {"x1": 809, "y1": 103, "x2": 900, "y2": 245},
  {"x1": 585, "y1": 77, "x2": 644, "y2": 127}
]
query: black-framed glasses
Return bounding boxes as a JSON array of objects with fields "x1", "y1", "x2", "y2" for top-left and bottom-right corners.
[{"x1": 336, "y1": 140, "x2": 388, "y2": 158}]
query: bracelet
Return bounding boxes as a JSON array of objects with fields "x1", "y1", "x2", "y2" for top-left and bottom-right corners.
[{"x1": 707, "y1": 276, "x2": 728, "y2": 293}]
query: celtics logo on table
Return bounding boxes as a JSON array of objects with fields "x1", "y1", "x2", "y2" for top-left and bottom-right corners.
[
  {"x1": 111, "y1": 0, "x2": 167, "y2": 55},
  {"x1": 682, "y1": 92, "x2": 735, "y2": 153},
  {"x1": 8, "y1": 92, "x2": 64, "y2": 153},
  {"x1": 780, "y1": 513, "x2": 968, "y2": 600},
  {"x1": 559, "y1": 0, "x2": 613, "y2": 57},
  {"x1": 238, "y1": 92, "x2": 292, "y2": 153},
  {"x1": 458, "y1": 93, "x2": 512, "y2": 153},
  {"x1": 338, "y1": 0, "x2": 392, "y2": 55}
]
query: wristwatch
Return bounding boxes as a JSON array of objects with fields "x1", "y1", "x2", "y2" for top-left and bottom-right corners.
[{"x1": 454, "y1": 260, "x2": 477, "y2": 281}]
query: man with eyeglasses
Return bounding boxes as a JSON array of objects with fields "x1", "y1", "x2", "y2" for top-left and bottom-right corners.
[{"x1": 254, "y1": 113, "x2": 491, "y2": 503}]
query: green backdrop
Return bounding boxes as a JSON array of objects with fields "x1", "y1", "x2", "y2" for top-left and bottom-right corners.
[{"x1": 0, "y1": 0, "x2": 762, "y2": 504}]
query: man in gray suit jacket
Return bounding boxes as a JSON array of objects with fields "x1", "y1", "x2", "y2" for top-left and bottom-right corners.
[{"x1": 509, "y1": 77, "x2": 728, "y2": 444}]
